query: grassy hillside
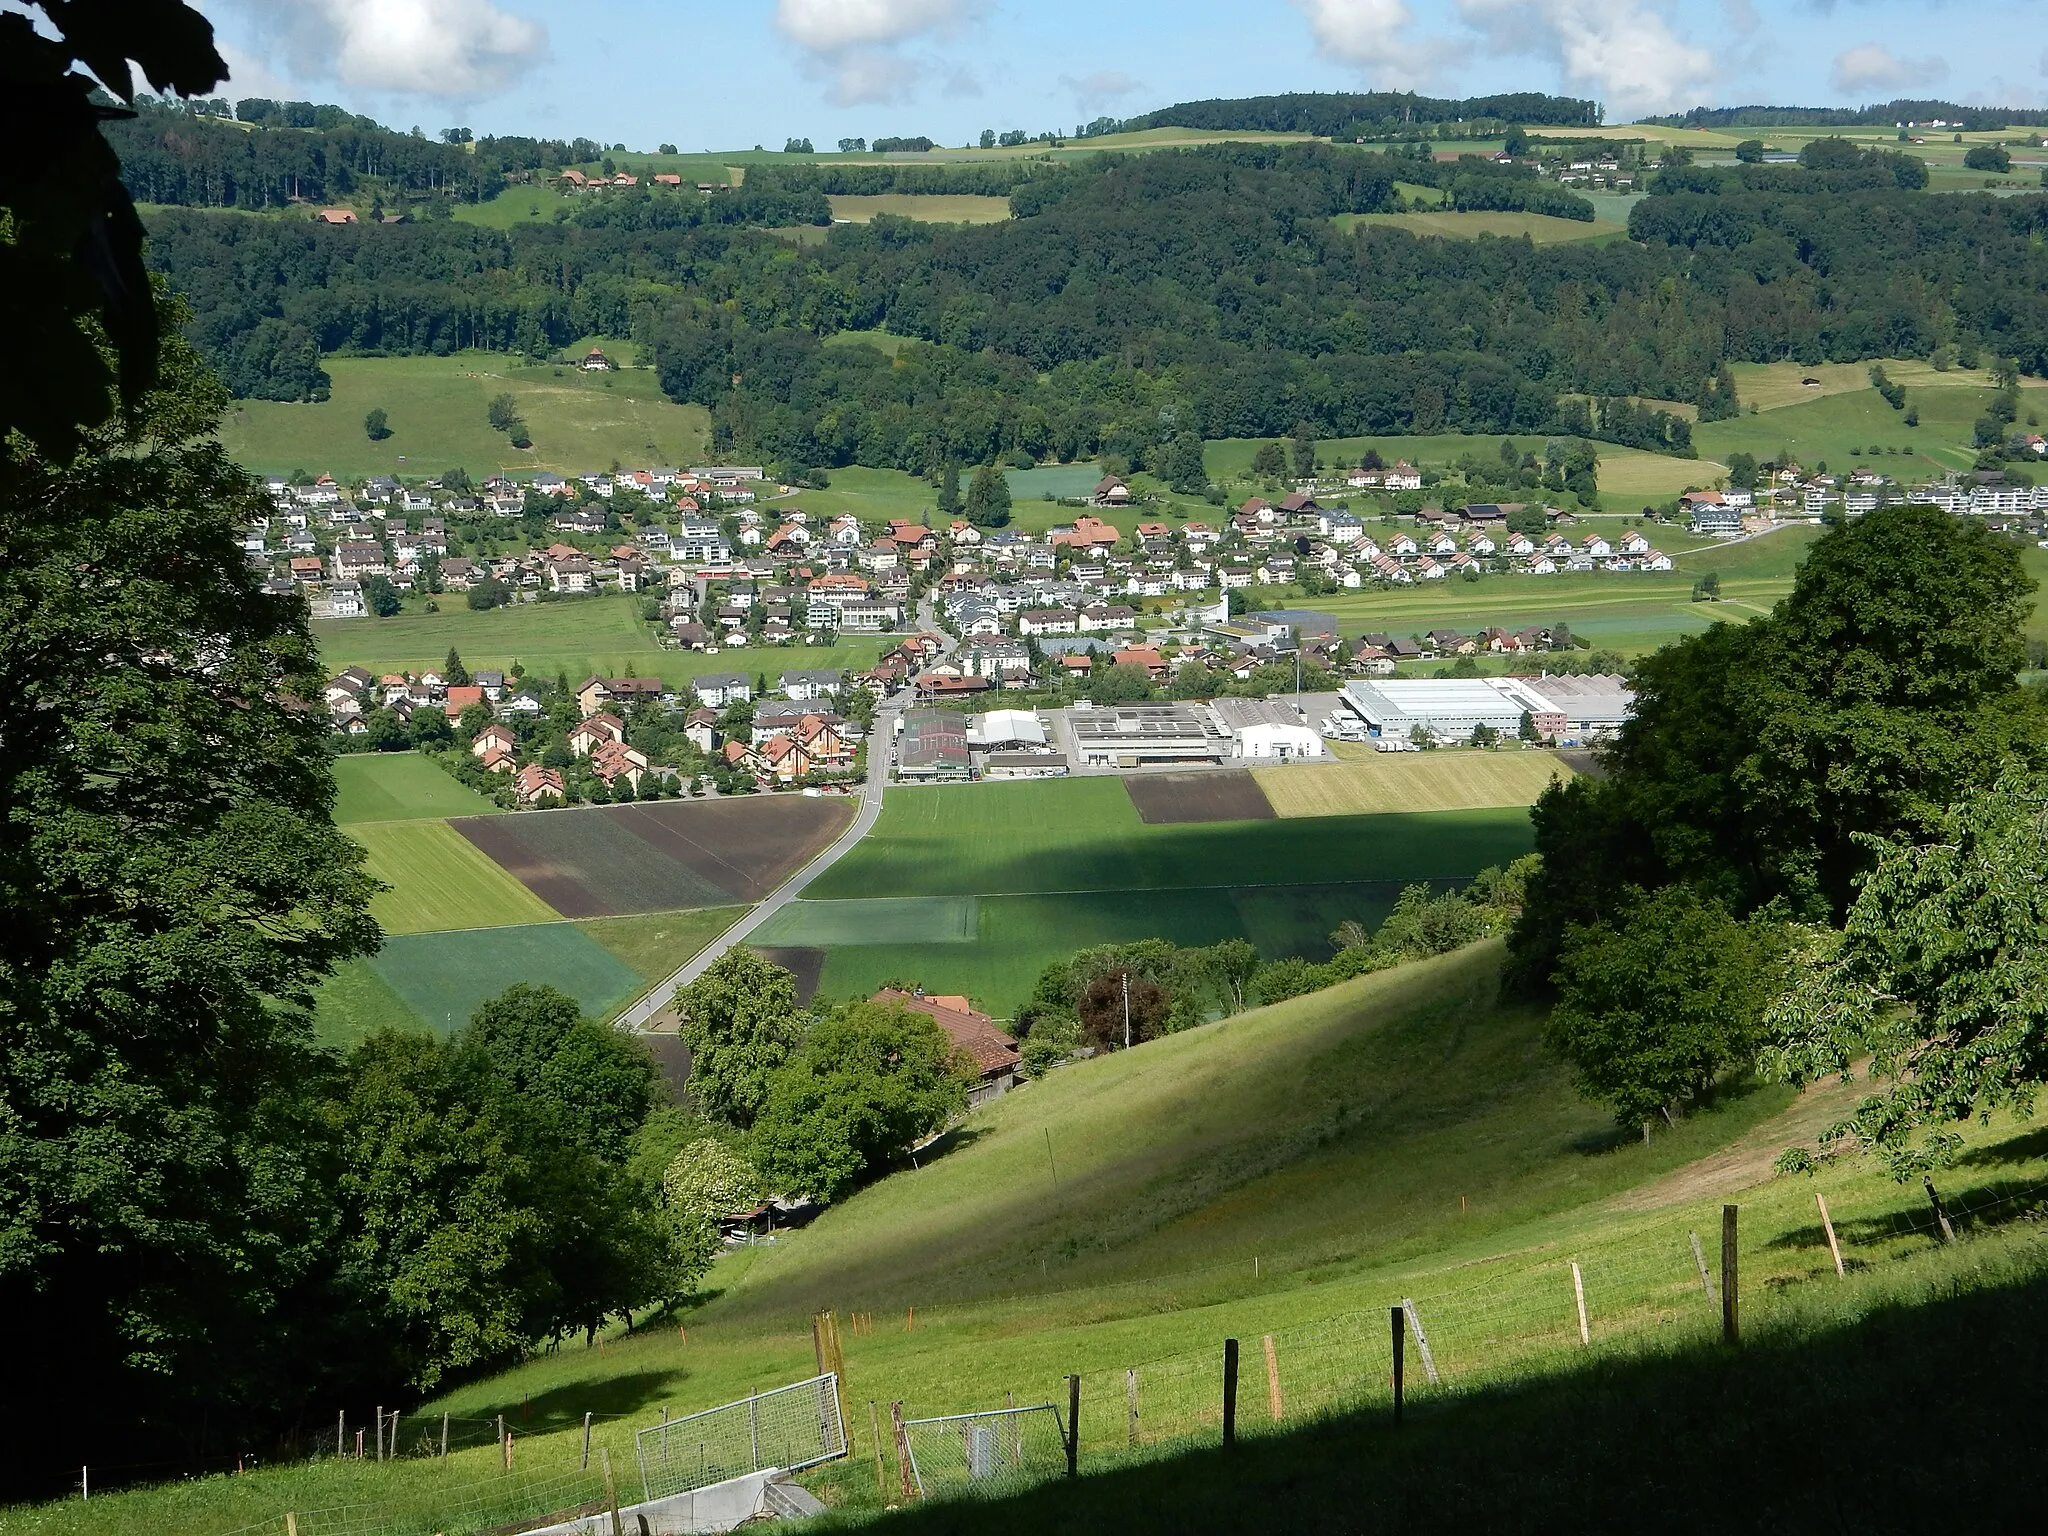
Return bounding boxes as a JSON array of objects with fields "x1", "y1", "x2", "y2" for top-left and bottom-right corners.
[
  {"x1": 217, "y1": 352, "x2": 710, "y2": 479},
  {"x1": 1256, "y1": 749, "x2": 1573, "y2": 817},
  {"x1": 1202, "y1": 432, "x2": 1725, "y2": 497},
  {"x1": 827, "y1": 194, "x2": 1011, "y2": 223},
  {"x1": 1337, "y1": 210, "x2": 1628, "y2": 244},
  {"x1": 1695, "y1": 375, "x2": 2021, "y2": 476}
]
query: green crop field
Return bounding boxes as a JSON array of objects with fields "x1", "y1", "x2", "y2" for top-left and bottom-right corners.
[
  {"x1": 1337, "y1": 210, "x2": 1629, "y2": 244},
  {"x1": 809, "y1": 779, "x2": 1534, "y2": 901},
  {"x1": 574, "y1": 907, "x2": 749, "y2": 981},
  {"x1": 368, "y1": 921, "x2": 645, "y2": 1035},
  {"x1": 1694, "y1": 377, "x2": 2021, "y2": 476},
  {"x1": 310, "y1": 955, "x2": 423, "y2": 1047},
  {"x1": 753, "y1": 895, "x2": 982, "y2": 948},
  {"x1": 332, "y1": 751, "x2": 501, "y2": 823},
  {"x1": 827, "y1": 194, "x2": 1013, "y2": 223},
  {"x1": 216, "y1": 352, "x2": 711, "y2": 480},
  {"x1": 349, "y1": 819, "x2": 562, "y2": 934}
]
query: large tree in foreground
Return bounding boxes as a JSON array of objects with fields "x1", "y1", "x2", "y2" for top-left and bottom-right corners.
[{"x1": 674, "y1": 948, "x2": 809, "y2": 1129}]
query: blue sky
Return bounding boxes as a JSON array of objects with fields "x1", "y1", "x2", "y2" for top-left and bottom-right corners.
[{"x1": 206, "y1": 1, "x2": 2048, "y2": 147}]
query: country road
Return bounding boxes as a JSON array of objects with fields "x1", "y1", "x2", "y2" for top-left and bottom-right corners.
[{"x1": 614, "y1": 599, "x2": 947, "y2": 1031}]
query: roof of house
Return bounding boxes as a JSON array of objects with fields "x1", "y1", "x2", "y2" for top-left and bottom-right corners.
[{"x1": 873, "y1": 988, "x2": 1020, "y2": 1078}]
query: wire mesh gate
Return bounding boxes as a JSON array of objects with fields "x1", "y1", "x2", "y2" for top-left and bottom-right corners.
[
  {"x1": 634, "y1": 1372, "x2": 845, "y2": 1502},
  {"x1": 901, "y1": 1405, "x2": 1065, "y2": 1498}
]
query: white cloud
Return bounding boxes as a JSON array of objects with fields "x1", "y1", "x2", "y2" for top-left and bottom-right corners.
[
  {"x1": 1457, "y1": 0, "x2": 1715, "y2": 119},
  {"x1": 1832, "y1": 43, "x2": 1949, "y2": 95},
  {"x1": 773, "y1": 0, "x2": 982, "y2": 104},
  {"x1": 239, "y1": 0, "x2": 546, "y2": 99},
  {"x1": 1293, "y1": 0, "x2": 1452, "y2": 83},
  {"x1": 1060, "y1": 69, "x2": 1144, "y2": 112}
]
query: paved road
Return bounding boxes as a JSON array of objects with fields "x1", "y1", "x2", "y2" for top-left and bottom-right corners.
[{"x1": 615, "y1": 599, "x2": 950, "y2": 1031}]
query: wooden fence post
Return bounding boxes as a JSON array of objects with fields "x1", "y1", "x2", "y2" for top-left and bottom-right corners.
[
  {"x1": 869, "y1": 1402, "x2": 885, "y2": 1496},
  {"x1": 581, "y1": 1412, "x2": 592, "y2": 1470},
  {"x1": 440, "y1": 1412, "x2": 449, "y2": 1462},
  {"x1": 1066, "y1": 1374, "x2": 1080, "y2": 1477},
  {"x1": 389, "y1": 1410, "x2": 400, "y2": 1459},
  {"x1": 1924, "y1": 1177, "x2": 1956, "y2": 1243},
  {"x1": 375, "y1": 1406, "x2": 384, "y2": 1462},
  {"x1": 284, "y1": 1514, "x2": 297, "y2": 1536},
  {"x1": 1571, "y1": 1261, "x2": 1590, "y2": 1345},
  {"x1": 1689, "y1": 1231, "x2": 1717, "y2": 1304},
  {"x1": 502, "y1": 1429, "x2": 512, "y2": 1471},
  {"x1": 811, "y1": 1314, "x2": 826, "y2": 1377},
  {"x1": 1222, "y1": 1339, "x2": 1239, "y2": 1448},
  {"x1": 600, "y1": 1447, "x2": 623, "y2": 1536},
  {"x1": 1722, "y1": 1204, "x2": 1740, "y2": 1345},
  {"x1": 890, "y1": 1402, "x2": 915, "y2": 1501},
  {"x1": 337, "y1": 1409, "x2": 345, "y2": 1460},
  {"x1": 1126, "y1": 1368, "x2": 1140, "y2": 1447},
  {"x1": 1391, "y1": 1307, "x2": 1404, "y2": 1424},
  {"x1": 1817, "y1": 1193, "x2": 1846, "y2": 1277},
  {"x1": 1263, "y1": 1334, "x2": 1284, "y2": 1421},
  {"x1": 1401, "y1": 1300, "x2": 1440, "y2": 1385}
]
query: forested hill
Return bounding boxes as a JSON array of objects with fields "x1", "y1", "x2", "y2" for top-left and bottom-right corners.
[
  {"x1": 142, "y1": 139, "x2": 2048, "y2": 477},
  {"x1": 1653, "y1": 99, "x2": 2048, "y2": 131},
  {"x1": 1119, "y1": 91, "x2": 1603, "y2": 135}
]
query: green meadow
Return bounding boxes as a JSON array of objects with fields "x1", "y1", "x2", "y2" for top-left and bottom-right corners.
[
  {"x1": 332, "y1": 751, "x2": 501, "y2": 823},
  {"x1": 217, "y1": 352, "x2": 710, "y2": 479},
  {"x1": 1695, "y1": 375, "x2": 2025, "y2": 475},
  {"x1": 1201, "y1": 433, "x2": 1727, "y2": 497},
  {"x1": 348, "y1": 819, "x2": 561, "y2": 935},
  {"x1": 1337, "y1": 209, "x2": 1630, "y2": 244}
]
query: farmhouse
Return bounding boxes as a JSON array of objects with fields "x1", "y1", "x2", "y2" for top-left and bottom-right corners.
[
  {"x1": 1067, "y1": 703, "x2": 1228, "y2": 767},
  {"x1": 872, "y1": 989, "x2": 1020, "y2": 1104}
]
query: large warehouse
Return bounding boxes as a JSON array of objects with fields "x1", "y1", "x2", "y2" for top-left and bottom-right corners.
[
  {"x1": 1066, "y1": 703, "x2": 1229, "y2": 767},
  {"x1": 1336, "y1": 675, "x2": 1635, "y2": 745}
]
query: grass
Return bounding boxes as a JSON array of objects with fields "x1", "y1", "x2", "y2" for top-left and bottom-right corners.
[
  {"x1": 348, "y1": 819, "x2": 562, "y2": 934},
  {"x1": 312, "y1": 595, "x2": 886, "y2": 688},
  {"x1": 799, "y1": 883, "x2": 1430, "y2": 1015},
  {"x1": 368, "y1": 922, "x2": 645, "y2": 1035},
  {"x1": 1337, "y1": 210, "x2": 1628, "y2": 244},
  {"x1": 24, "y1": 941, "x2": 2048, "y2": 1534},
  {"x1": 1695, "y1": 377, "x2": 2023, "y2": 477},
  {"x1": 216, "y1": 352, "x2": 711, "y2": 480},
  {"x1": 310, "y1": 955, "x2": 424, "y2": 1047},
  {"x1": 331, "y1": 751, "x2": 501, "y2": 824},
  {"x1": 1202, "y1": 434, "x2": 1725, "y2": 499},
  {"x1": 1727, "y1": 358, "x2": 2044, "y2": 413},
  {"x1": 1255, "y1": 749, "x2": 1574, "y2": 817},
  {"x1": 753, "y1": 895, "x2": 982, "y2": 948},
  {"x1": 451, "y1": 185, "x2": 579, "y2": 227},
  {"x1": 574, "y1": 907, "x2": 749, "y2": 982},
  {"x1": 827, "y1": 194, "x2": 1012, "y2": 224},
  {"x1": 778, "y1": 463, "x2": 1106, "y2": 537},
  {"x1": 808, "y1": 779, "x2": 1535, "y2": 900}
]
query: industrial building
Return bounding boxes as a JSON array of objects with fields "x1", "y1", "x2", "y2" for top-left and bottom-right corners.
[
  {"x1": 1066, "y1": 703, "x2": 1229, "y2": 767},
  {"x1": 895, "y1": 710, "x2": 970, "y2": 778},
  {"x1": 1335, "y1": 675, "x2": 1635, "y2": 745},
  {"x1": 1207, "y1": 697, "x2": 1326, "y2": 760}
]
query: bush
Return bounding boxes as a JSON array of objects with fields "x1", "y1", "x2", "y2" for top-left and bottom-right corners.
[{"x1": 1964, "y1": 144, "x2": 2012, "y2": 174}]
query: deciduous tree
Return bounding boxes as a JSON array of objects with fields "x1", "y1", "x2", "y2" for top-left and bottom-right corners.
[{"x1": 674, "y1": 948, "x2": 808, "y2": 1129}]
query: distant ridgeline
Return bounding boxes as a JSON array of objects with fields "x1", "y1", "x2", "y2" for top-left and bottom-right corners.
[
  {"x1": 1649, "y1": 99, "x2": 2048, "y2": 131},
  {"x1": 140, "y1": 134, "x2": 2048, "y2": 476},
  {"x1": 1113, "y1": 91, "x2": 1604, "y2": 137}
]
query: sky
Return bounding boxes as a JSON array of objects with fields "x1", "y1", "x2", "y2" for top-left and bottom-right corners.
[{"x1": 201, "y1": 0, "x2": 2048, "y2": 148}]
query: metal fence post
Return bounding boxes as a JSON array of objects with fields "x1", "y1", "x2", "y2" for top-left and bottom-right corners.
[
  {"x1": 1391, "y1": 1306, "x2": 1405, "y2": 1424},
  {"x1": 1065, "y1": 1374, "x2": 1080, "y2": 1477},
  {"x1": 1222, "y1": 1338, "x2": 1239, "y2": 1448}
]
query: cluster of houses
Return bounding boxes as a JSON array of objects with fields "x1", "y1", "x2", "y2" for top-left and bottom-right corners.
[{"x1": 1683, "y1": 467, "x2": 2048, "y2": 535}]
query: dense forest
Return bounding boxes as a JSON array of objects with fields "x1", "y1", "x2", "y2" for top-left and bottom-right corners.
[
  {"x1": 1654, "y1": 99, "x2": 2048, "y2": 131},
  {"x1": 141, "y1": 135, "x2": 2048, "y2": 470},
  {"x1": 1120, "y1": 90, "x2": 1604, "y2": 135}
]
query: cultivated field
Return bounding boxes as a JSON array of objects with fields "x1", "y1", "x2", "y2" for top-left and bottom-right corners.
[
  {"x1": 455, "y1": 796, "x2": 854, "y2": 917},
  {"x1": 1124, "y1": 771, "x2": 1276, "y2": 824},
  {"x1": 1256, "y1": 750, "x2": 1574, "y2": 817},
  {"x1": 333, "y1": 751, "x2": 501, "y2": 824},
  {"x1": 827, "y1": 194, "x2": 1012, "y2": 223},
  {"x1": 217, "y1": 352, "x2": 710, "y2": 480},
  {"x1": 348, "y1": 819, "x2": 561, "y2": 934},
  {"x1": 1339, "y1": 210, "x2": 1628, "y2": 244},
  {"x1": 369, "y1": 921, "x2": 643, "y2": 1034},
  {"x1": 572, "y1": 907, "x2": 749, "y2": 982}
]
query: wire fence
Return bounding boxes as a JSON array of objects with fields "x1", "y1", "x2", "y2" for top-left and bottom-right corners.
[
  {"x1": 902, "y1": 1405, "x2": 1066, "y2": 1499},
  {"x1": 634, "y1": 1372, "x2": 846, "y2": 1503}
]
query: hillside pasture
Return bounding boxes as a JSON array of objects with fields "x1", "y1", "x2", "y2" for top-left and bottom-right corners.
[
  {"x1": 1256, "y1": 750, "x2": 1573, "y2": 817},
  {"x1": 332, "y1": 751, "x2": 501, "y2": 824},
  {"x1": 808, "y1": 778, "x2": 1533, "y2": 900},
  {"x1": 1694, "y1": 378, "x2": 2017, "y2": 476},
  {"x1": 349, "y1": 819, "x2": 562, "y2": 934},
  {"x1": 1201, "y1": 434, "x2": 1724, "y2": 498},
  {"x1": 217, "y1": 352, "x2": 710, "y2": 480},
  {"x1": 1338, "y1": 210, "x2": 1628, "y2": 244},
  {"x1": 827, "y1": 194, "x2": 1012, "y2": 223}
]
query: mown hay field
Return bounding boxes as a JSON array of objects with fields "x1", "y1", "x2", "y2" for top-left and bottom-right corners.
[
  {"x1": 349, "y1": 819, "x2": 561, "y2": 934},
  {"x1": 1255, "y1": 750, "x2": 1573, "y2": 818},
  {"x1": 827, "y1": 194, "x2": 1012, "y2": 223},
  {"x1": 332, "y1": 752, "x2": 501, "y2": 824},
  {"x1": 370, "y1": 922, "x2": 643, "y2": 1033},
  {"x1": 1339, "y1": 210, "x2": 1628, "y2": 244}
]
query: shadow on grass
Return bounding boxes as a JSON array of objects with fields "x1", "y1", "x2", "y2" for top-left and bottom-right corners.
[
  {"x1": 815, "y1": 1246, "x2": 2048, "y2": 1533},
  {"x1": 467, "y1": 1371, "x2": 683, "y2": 1433},
  {"x1": 1956, "y1": 1125, "x2": 2048, "y2": 1169}
]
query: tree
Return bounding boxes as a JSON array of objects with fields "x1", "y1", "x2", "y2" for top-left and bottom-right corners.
[
  {"x1": 937, "y1": 459, "x2": 962, "y2": 517},
  {"x1": 1086, "y1": 663, "x2": 1156, "y2": 705},
  {"x1": 1734, "y1": 139, "x2": 1765, "y2": 163},
  {"x1": 1765, "y1": 767, "x2": 2048, "y2": 1177},
  {"x1": 1250, "y1": 441, "x2": 1287, "y2": 478},
  {"x1": 1202, "y1": 938, "x2": 1259, "y2": 1014},
  {"x1": 1290, "y1": 423, "x2": 1317, "y2": 478},
  {"x1": 783, "y1": 137, "x2": 814, "y2": 154},
  {"x1": 674, "y1": 948, "x2": 808, "y2": 1129},
  {"x1": 1077, "y1": 969, "x2": 1171, "y2": 1050},
  {"x1": 979, "y1": 129, "x2": 996, "y2": 148},
  {"x1": 1158, "y1": 431, "x2": 1208, "y2": 495},
  {"x1": 468, "y1": 575, "x2": 511, "y2": 610},
  {"x1": 1545, "y1": 886, "x2": 1786, "y2": 1139},
  {"x1": 1964, "y1": 144, "x2": 2012, "y2": 174},
  {"x1": 444, "y1": 647, "x2": 471, "y2": 687},
  {"x1": 1725, "y1": 451, "x2": 1758, "y2": 490},
  {"x1": 487, "y1": 392, "x2": 525, "y2": 439},
  {"x1": 750, "y1": 1002, "x2": 968, "y2": 1202},
  {"x1": 0, "y1": 295, "x2": 378, "y2": 1480},
  {"x1": 659, "y1": 1138, "x2": 758, "y2": 1291},
  {"x1": 964, "y1": 462, "x2": 1012, "y2": 527},
  {"x1": 1691, "y1": 571, "x2": 1720, "y2": 601},
  {"x1": 365, "y1": 573, "x2": 402, "y2": 616},
  {"x1": 364, "y1": 406, "x2": 391, "y2": 440}
]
